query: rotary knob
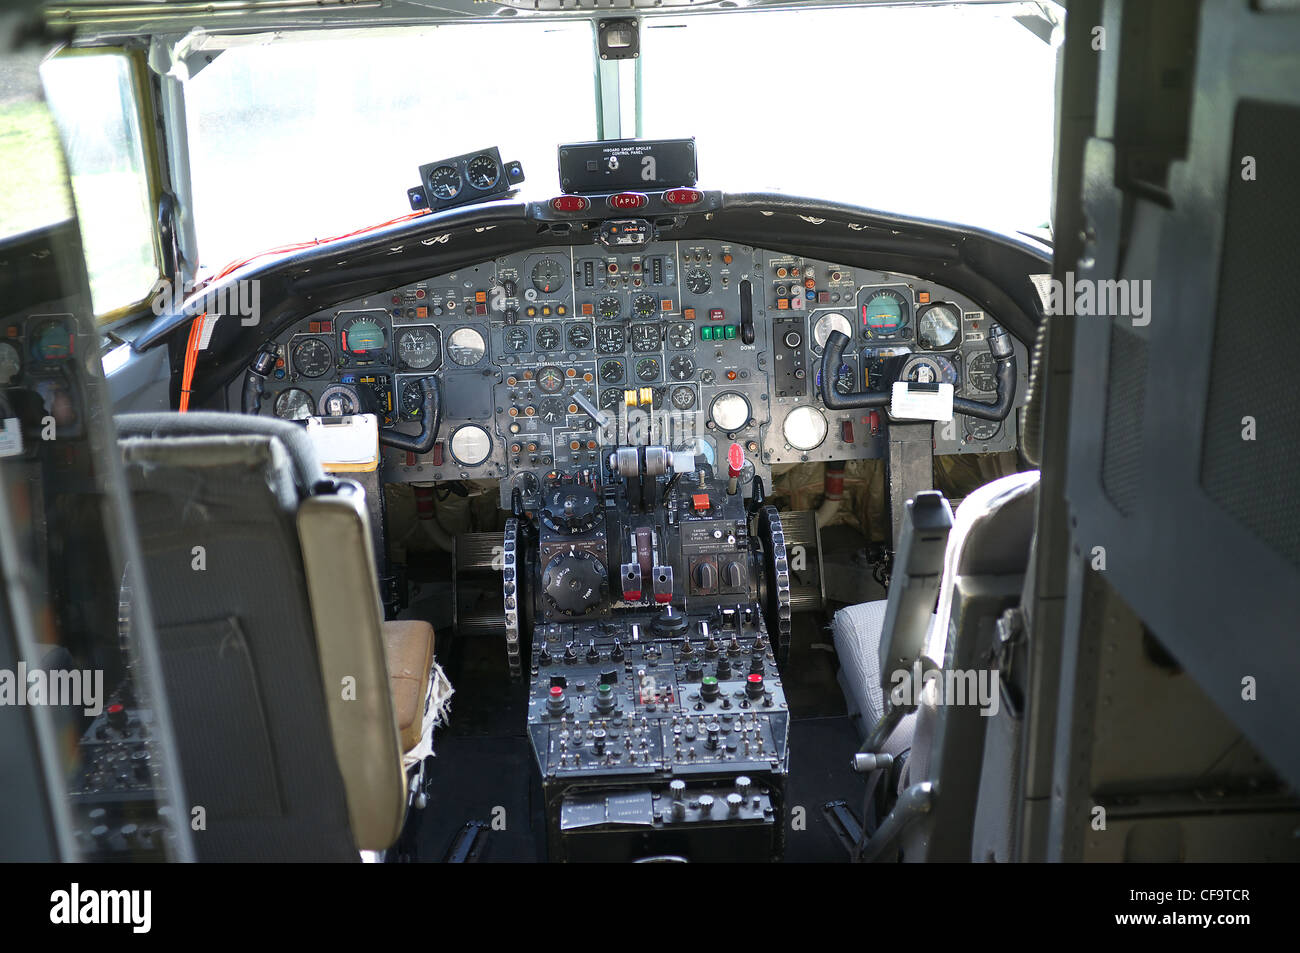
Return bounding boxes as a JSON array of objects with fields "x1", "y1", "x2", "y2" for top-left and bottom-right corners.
[
  {"x1": 540, "y1": 486, "x2": 604, "y2": 536},
  {"x1": 542, "y1": 551, "x2": 608, "y2": 617}
]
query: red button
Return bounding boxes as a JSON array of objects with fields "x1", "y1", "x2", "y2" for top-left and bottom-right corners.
[
  {"x1": 608, "y1": 192, "x2": 648, "y2": 210},
  {"x1": 692, "y1": 493, "x2": 711, "y2": 512},
  {"x1": 551, "y1": 195, "x2": 590, "y2": 212},
  {"x1": 727, "y1": 442, "x2": 745, "y2": 478},
  {"x1": 663, "y1": 188, "x2": 703, "y2": 206}
]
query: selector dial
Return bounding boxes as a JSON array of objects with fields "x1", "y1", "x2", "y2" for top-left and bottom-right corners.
[
  {"x1": 542, "y1": 550, "x2": 608, "y2": 617},
  {"x1": 539, "y1": 486, "x2": 605, "y2": 536}
]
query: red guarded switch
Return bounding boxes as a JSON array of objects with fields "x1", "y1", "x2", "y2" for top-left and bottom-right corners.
[
  {"x1": 692, "y1": 493, "x2": 711, "y2": 513},
  {"x1": 728, "y1": 442, "x2": 745, "y2": 479}
]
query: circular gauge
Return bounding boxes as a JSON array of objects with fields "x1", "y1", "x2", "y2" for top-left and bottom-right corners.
[
  {"x1": 668, "y1": 322, "x2": 694, "y2": 349},
  {"x1": 633, "y1": 293, "x2": 657, "y2": 318},
  {"x1": 635, "y1": 357, "x2": 660, "y2": 382},
  {"x1": 339, "y1": 314, "x2": 388, "y2": 358},
  {"x1": 901, "y1": 354, "x2": 957, "y2": 386},
  {"x1": 504, "y1": 326, "x2": 530, "y2": 352},
  {"x1": 600, "y1": 387, "x2": 623, "y2": 409},
  {"x1": 685, "y1": 266, "x2": 711, "y2": 295},
  {"x1": 318, "y1": 383, "x2": 359, "y2": 417},
  {"x1": 599, "y1": 359, "x2": 624, "y2": 383},
  {"x1": 916, "y1": 303, "x2": 961, "y2": 350},
  {"x1": 709, "y1": 392, "x2": 751, "y2": 432},
  {"x1": 427, "y1": 165, "x2": 461, "y2": 201},
  {"x1": 833, "y1": 360, "x2": 857, "y2": 395},
  {"x1": 536, "y1": 365, "x2": 565, "y2": 393},
  {"x1": 535, "y1": 325, "x2": 561, "y2": 350},
  {"x1": 0, "y1": 341, "x2": 22, "y2": 384},
  {"x1": 595, "y1": 325, "x2": 625, "y2": 354},
  {"x1": 630, "y1": 324, "x2": 660, "y2": 352},
  {"x1": 531, "y1": 259, "x2": 565, "y2": 294},
  {"x1": 449, "y1": 425, "x2": 492, "y2": 466},
  {"x1": 396, "y1": 327, "x2": 440, "y2": 369},
  {"x1": 860, "y1": 288, "x2": 910, "y2": 336},
  {"x1": 669, "y1": 355, "x2": 695, "y2": 381},
  {"x1": 598, "y1": 296, "x2": 621, "y2": 320},
  {"x1": 466, "y1": 154, "x2": 500, "y2": 190},
  {"x1": 967, "y1": 351, "x2": 997, "y2": 393},
  {"x1": 399, "y1": 379, "x2": 426, "y2": 418},
  {"x1": 966, "y1": 418, "x2": 1002, "y2": 442},
  {"x1": 566, "y1": 324, "x2": 592, "y2": 350},
  {"x1": 292, "y1": 338, "x2": 333, "y2": 378},
  {"x1": 31, "y1": 319, "x2": 71, "y2": 361},
  {"x1": 811, "y1": 311, "x2": 853, "y2": 355},
  {"x1": 783, "y1": 405, "x2": 829, "y2": 452},
  {"x1": 274, "y1": 388, "x2": 314, "y2": 420},
  {"x1": 518, "y1": 471, "x2": 540, "y2": 499},
  {"x1": 446, "y1": 327, "x2": 486, "y2": 366},
  {"x1": 538, "y1": 396, "x2": 568, "y2": 423},
  {"x1": 670, "y1": 385, "x2": 696, "y2": 410}
]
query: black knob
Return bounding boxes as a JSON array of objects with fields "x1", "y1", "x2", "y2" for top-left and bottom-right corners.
[
  {"x1": 539, "y1": 644, "x2": 553, "y2": 664},
  {"x1": 685, "y1": 660, "x2": 704, "y2": 681},
  {"x1": 107, "y1": 703, "x2": 129, "y2": 733},
  {"x1": 716, "y1": 657, "x2": 732, "y2": 679},
  {"x1": 539, "y1": 486, "x2": 604, "y2": 536},
  {"x1": 611, "y1": 640, "x2": 624, "y2": 661},
  {"x1": 694, "y1": 561, "x2": 718, "y2": 591},
  {"x1": 701, "y1": 676, "x2": 721, "y2": 702},
  {"x1": 721, "y1": 561, "x2": 745, "y2": 589},
  {"x1": 564, "y1": 641, "x2": 579, "y2": 663},
  {"x1": 593, "y1": 728, "x2": 607, "y2": 755},
  {"x1": 543, "y1": 551, "x2": 608, "y2": 617},
  {"x1": 586, "y1": 640, "x2": 600, "y2": 663},
  {"x1": 652, "y1": 605, "x2": 690, "y2": 637}
]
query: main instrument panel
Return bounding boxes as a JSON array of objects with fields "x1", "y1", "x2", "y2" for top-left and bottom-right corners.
[{"x1": 236, "y1": 242, "x2": 1027, "y2": 504}]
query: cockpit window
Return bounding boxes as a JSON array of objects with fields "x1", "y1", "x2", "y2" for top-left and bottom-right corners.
[
  {"x1": 184, "y1": 22, "x2": 598, "y2": 273},
  {"x1": 639, "y1": 5, "x2": 1058, "y2": 234}
]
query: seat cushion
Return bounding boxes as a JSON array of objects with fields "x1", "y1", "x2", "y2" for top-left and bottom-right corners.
[
  {"x1": 833, "y1": 600, "x2": 916, "y2": 758},
  {"x1": 382, "y1": 620, "x2": 436, "y2": 753}
]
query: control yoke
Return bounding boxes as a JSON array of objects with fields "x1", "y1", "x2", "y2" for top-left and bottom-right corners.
[{"x1": 819, "y1": 325, "x2": 1017, "y2": 421}]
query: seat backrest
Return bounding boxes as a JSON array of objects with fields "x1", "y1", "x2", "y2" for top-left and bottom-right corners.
[
  {"x1": 116, "y1": 412, "x2": 405, "y2": 859},
  {"x1": 898, "y1": 470, "x2": 1040, "y2": 861}
]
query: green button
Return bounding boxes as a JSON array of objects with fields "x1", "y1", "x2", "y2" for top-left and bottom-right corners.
[
  {"x1": 724, "y1": 324, "x2": 738, "y2": 339},
  {"x1": 700, "y1": 326, "x2": 713, "y2": 341}
]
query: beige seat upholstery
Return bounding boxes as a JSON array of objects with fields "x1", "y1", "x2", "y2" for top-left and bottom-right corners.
[{"x1": 382, "y1": 620, "x2": 436, "y2": 753}]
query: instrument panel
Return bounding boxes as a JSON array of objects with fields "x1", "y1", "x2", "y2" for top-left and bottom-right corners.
[{"x1": 236, "y1": 243, "x2": 1027, "y2": 505}]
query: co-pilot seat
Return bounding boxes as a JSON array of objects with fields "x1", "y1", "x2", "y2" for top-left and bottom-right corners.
[
  {"x1": 832, "y1": 470, "x2": 1040, "y2": 860},
  {"x1": 116, "y1": 412, "x2": 437, "y2": 861}
]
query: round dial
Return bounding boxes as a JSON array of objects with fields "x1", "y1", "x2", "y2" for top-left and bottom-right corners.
[
  {"x1": 600, "y1": 387, "x2": 623, "y2": 409},
  {"x1": 630, "y1": 323, "x2": 660, "y2": 352},
  {"x1": 860, "y1": 288, "x2": 910, "y2": 335},
  {"x1": 595, "y1": 325, "x2": 625, "y2": 354},
  {"x1": 830, "y1": 360, "x2": 857, "y2": 395},
  {"x1": 0, "y1": 341, "x2": 20, "y2": 384},
  {"x1": 599, "y1": 359, "x2": 624, "y2": 383},
  {"x1": 538, "y1": 396, "x2": 568, "y2": 423},
  {"x1": 291, "y1": 338, "x2": 332, "y2": 378},
  {"x1": 274, "y1": 388, "x2": 314, "y2": 421},
  {"x1": 535, "y1": 325, "x2": 561, "y2": 350},
  {"x1": 669, "y1": 355, "x2": 695, "y2": 381},
  {"x1": 540, "y1": 486, "x2": 605, "y2": 536},
  {"x1": 30, "y1": 319, "x2": 71, "y2": 361},
  {"x1": 396, "y1": 327, "x2": 440, "y2": 369},
  {"x1": 633, "y1": 293, "x2": 657, "y2": 317},
  {"x1": 670, "y1": 385, "x2": 696, "y2": 410},
  {"x1": 541, "y1": 550, "x2": 607, "y2": 617},
  {"x1": 449, "y1": 425, "x2": 492, "y2": 466},
  {"x1": 685, "y1": 266, "x2": 711, "y2": 295},
  {"x1": 399, "y1": 378, "x2": 426, "y2": 418},
  {"x1": 811, "y1": 311, "x2": 853, "y2": 354},
  {"x1": 530, "y1": 258, "x2": 565, "y2": 294},
  {"x1": 566, "y1": 324, "x2": 592, "y2": 350},
  {"x1": 916, "y1": 303, "x2": 961, "y2": 350},
  {"x1": 709, "y1": 392, "x2": 750, "y2": 432},
  {"x1": 667, "y1": 322, "x2": 694, "y2": 349},
  {"x1": 967, "y1": 351, "x2": 997, "y2": 393},
  {"x1": 466, "y1": 153, "x2": 500, "y2": 190},
  {"x1": 446, "y1": 327, "x2": 486, "y2": 366},
  {"x1": 504, "y1": 326, "x2": 530, "y2": 352},
  {"x1": 783, "y1": 405, "x2": 829, "y2": 452},
  {"x1": 535, "y1": 365, "x2": 565, "y2": 394},
  {"x1": 902, "y1": 354, "x2": 957, "y2": 386},
  {"x1": 318, "y1": 383, "x2": 359, "y2": 417},
  {"x1": 597, "y1": 296, "x2": 621, "y2": 320},
  {"x1": 635, "y1": 357, "x2": 660, "y2": 382},
  {"x1": 427, "y1": 165, "x2": 461, "y2": 200},
  {"x1": 340, "y1": 314, "x2": 387, "y2": 356},
  {"x1": 966, "y1": 418, "x2": 1002, "y2": 442}
]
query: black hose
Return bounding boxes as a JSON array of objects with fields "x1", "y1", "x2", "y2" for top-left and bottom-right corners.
[
  {"x1": 380, "y1": 376, "x2": 441, "y2": 454},
  {"x1": 1019, "y1": 316, "x2": 1048, "y2": 465},
  {"x1": 820, "y1": 331, "x2": 890, "y2": 410}
]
